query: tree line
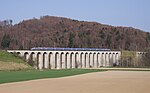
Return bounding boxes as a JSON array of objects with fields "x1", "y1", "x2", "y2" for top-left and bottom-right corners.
[{"x1": 0, "y1": 16, "x2": 150, "y2": 51}]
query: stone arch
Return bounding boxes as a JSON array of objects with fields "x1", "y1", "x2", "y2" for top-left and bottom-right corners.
[
  {"x1": 112, "y1": 52, "x2": 116, "y2": 66},
  {"x1": 93, "y1": 52, "x2": 97, "y2": 68},
  {"x1": 49, "y1": 52, "x2": 53, "y2": 69},
  {"x1": 89, "y1": 52, "x2": 93, "y2": 68},
  {"x1": 55, "y1": 52, "x2": 59, "y2": 69},
  {"x1": 109, "y1": 52, "x2": 112, "y2": 66},
  {"x1": 43, "y1": 52, "x2": 48, "y2": 69},
  {"x1": 37, "y1": 52, "x2": 42, "y2": 69},
  {"x1": 10, "y1": 52, "x2": 13, "y2": 54},
  {"x1": 80, "y1": 52, "x2": 84, "y2": 68},
  {"x1": 60, "y1": 52, "x2": 65, "y2": 69},
  {"x1": 31, "y1": 52, "x2": 35, "y2": 54},
  {"x1": 14, "y1": 52, "x2": 21, "y2": 57},
  {"x1": 70, "y1": 52, "x2": 74, "y2": 68},
  {"x1": 97, "y1": 52, "x2": 101, "y2": 67},
  {"x1": 85, "y1": 52, "x2": 89, "y2": 68},
  {"x1": 75, "y1": 52, "x2": 79, "y2": 68},
  {"x1": 105, "y1": 52, "x2": 109, "y2": 66},
  {"x1": 27, "y1": 52, "x2": 36, "y2": 67},
  {"x1": 24, "y1": 52, "x2": 29, "y2": 61},
  {"x1": 16, "y1": 52, "x2": 21, "y2": 55},
  {"x1": 65, "y1": 52, "x2": 70, "y2": 69},
  {"x1": 102, "y1": 53, "x2": 105, "y2": 66},
  {"x1": 116, "y1": 53, "x2": 119, "y2": 66}
]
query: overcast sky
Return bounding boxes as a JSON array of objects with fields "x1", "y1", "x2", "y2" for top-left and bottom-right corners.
[{"x1": 0, "y1": 0, "x2": 150, "y2": 32}]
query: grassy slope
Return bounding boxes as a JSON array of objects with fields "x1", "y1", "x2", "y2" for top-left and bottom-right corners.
[
  {"x1": 0, "y1": 51, "x2": 32, "y2": 71},
  {"x1": 0, "y1": 69, "x2": 105, "y2": 84}
]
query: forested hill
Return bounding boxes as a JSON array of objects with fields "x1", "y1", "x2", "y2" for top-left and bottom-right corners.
[{"x1": 0, "y1": 16, "x2": 150, "y2": 51}]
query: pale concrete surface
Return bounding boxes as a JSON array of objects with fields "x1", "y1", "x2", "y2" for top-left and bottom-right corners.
[{"x1": 0, "y1": 71, "x2": 150, "y2": 93}]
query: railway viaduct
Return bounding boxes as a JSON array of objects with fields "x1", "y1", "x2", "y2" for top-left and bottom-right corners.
[{"x1": 7, "y1": 48, "x2": 143, "y2": 70}]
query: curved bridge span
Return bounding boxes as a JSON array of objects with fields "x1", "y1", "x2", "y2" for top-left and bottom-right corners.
[{"x1": 7, "y1": 50, "x2": 122, "y2": 69}]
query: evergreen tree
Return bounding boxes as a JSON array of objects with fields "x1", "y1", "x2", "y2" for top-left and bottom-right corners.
[
  {"x1": 1, "y1": 34, "x2": 11, "y2": 49},
  {"x1": 69, "y1": 32, "x2": 74, "y2": 48}
]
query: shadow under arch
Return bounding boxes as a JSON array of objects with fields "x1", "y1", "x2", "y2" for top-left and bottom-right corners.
[
  {"x1": 43, "y1": 52, "x2": 47, "y2": 69},
  {"x1": 60, "y1": 52, "x2": 65, "y2": 69},
  {"x1": 75, "y1": 52, "x2": 79, "y2": 68},
  {"x1": 24, "y1": 52, "x2": 29, "y2": 60},
  {"x1": 93, "y1": 52, "x2": 97, "y2": 68},
  {"x1": 65, "y1": 52, "x2": 69, "y2": 69},
  {"x1": 48, "y1": 52, "x2": 53, "y2": 69},
  {"x1": 37, "y1": 52, "x2": 42, "y2": 69},
  {"x1": 70, "y1": 52, "x2": 74, "y2": 68},
  {"x1": 55, "y1": 52, "x2": 59, "y2": 69},
  {"x1": 80, "y1": 52, "x2": 84, "y2": 68},
  {"x1": 84, "y1": 52, "x2": 89, "y2": 68}
]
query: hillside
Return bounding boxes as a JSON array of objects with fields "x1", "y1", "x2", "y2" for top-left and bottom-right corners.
[
  {"x1": 0, "y1": 51, "x2": 32, "y2": 71},
  {"x1": 0, "y1": 16, "x2": 150, "y2": 51}
]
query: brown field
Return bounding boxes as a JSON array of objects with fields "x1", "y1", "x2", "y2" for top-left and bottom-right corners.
[
  {"x1": 0, "y1": 71, "x2": 150, "y2": 93},
  {"x1": 0, "y1": 61, "x2": 29, "y2": 71}
]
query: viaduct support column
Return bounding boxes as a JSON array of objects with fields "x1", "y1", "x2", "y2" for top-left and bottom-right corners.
[
  {"x1": 44, "y1": 53, "x2": 49, "y2": 69},
  {"x1": 89, "y1": 54, "x2": 93, "y2": 68},
  {"x1": 32, "y1": 53, "x2": 37, "y2": 69},
  {"x1": 20, "y1": 52, "x2": 24, "y2": 57},
  {"x1": 25, "y1": 53, "x2": 30, "y2": 62},
  {"x1": 61, "y1": 53, "x2": 65, "y2": 69},
  {"x1": 56, "y1": 53, "x2": 60, "y2": 69},
  {"x1": 72, "y1": 54, "x2": 75, "y2": 68},
  {"x1": 116, "y1": 53, "x2": 120, "y2": 66},
  {"x1": 98, "y1": 53, "x2": 102, "y2": 67},
  {"x1": 51, "y1": 53, "x2": 55, "y2": 69},
  {"x1": 67, "y1": 53, "x2": 70, "y2": 69},
  {"x1": 86, "y1": 53, "x2": 89, "y2": 68},
  {"x1": 38, "y1": 54, "x2": 43, "y2": 70},
  {"x1": 78, "y1": 53, "x2": 81, "y2": 68},
  {"x1": 82, "y1": 54, "x2": 85, "y2": 68},
  {"x1": 102, "y1": 53, "x2": 106, "y2": 66},
  {"x1": 109, "y1": 53, "x2": 113, "y2": 66},
  {"x1": 113, "y1": 53, "x2": 116, "y2": 66},
  {"x1": 94, "y1": 53, "x2": 97, "y2": 68},
  {"x1": 49, "y1": 53, "x2": 53, "y2": 69},
  {"x1": 106, "y1": 53, "x2": 109, "y2": 66},
  {"x1": 76, "y1": 54, "x2": 81, "y2": 68}
]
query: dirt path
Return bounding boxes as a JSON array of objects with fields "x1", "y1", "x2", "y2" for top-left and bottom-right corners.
[
  {"x1": 0, "y1": 71, "x2": 150, "y2": 93},
  {"x1": 95, "y1": 67, "x2": 150, "y2": 71}
]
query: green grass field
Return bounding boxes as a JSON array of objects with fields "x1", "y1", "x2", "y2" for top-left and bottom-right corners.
[{"x1": 0, "y1": 69, "x2": 105, "y2": 84}]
